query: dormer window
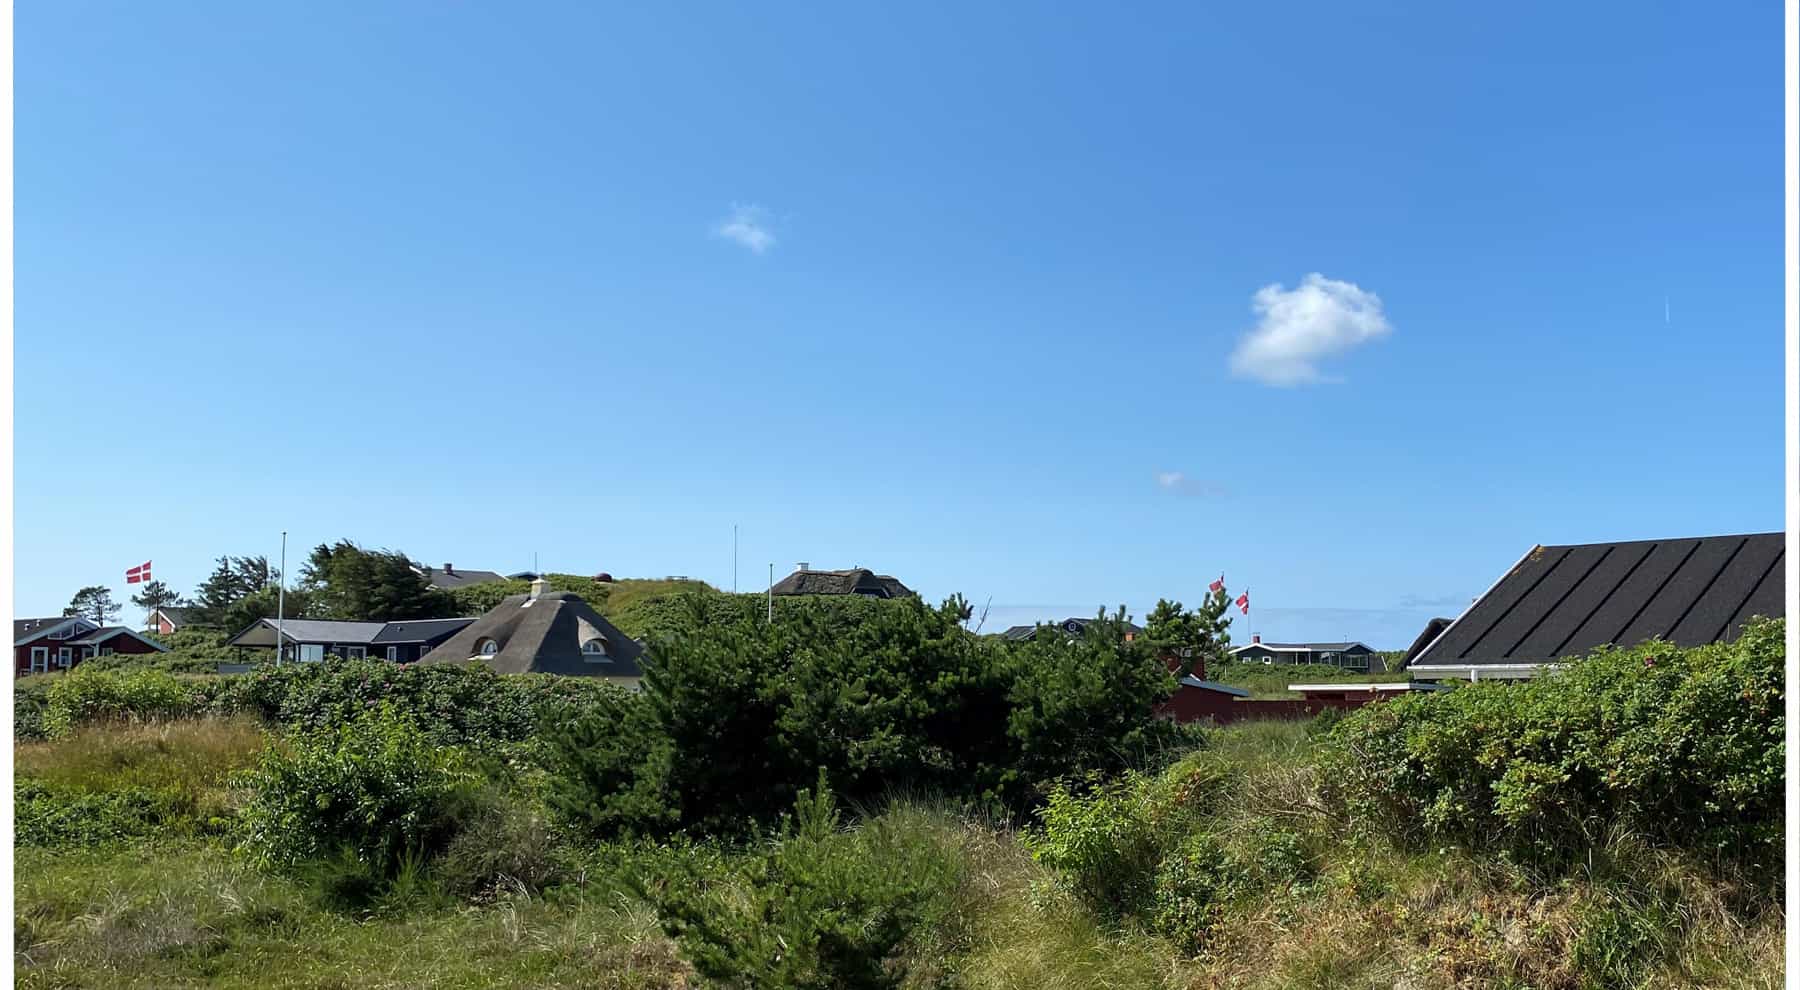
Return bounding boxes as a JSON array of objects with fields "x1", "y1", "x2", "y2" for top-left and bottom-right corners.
[
  {"x1": 476, "y1": 638, "x2": 499, "y2": 658},
  {"x1": 581, "y1": 638, "x2": 610, "y2": 662}
]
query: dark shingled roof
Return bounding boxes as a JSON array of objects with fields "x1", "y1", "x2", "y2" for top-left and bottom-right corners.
[
  {"x1": 154, "y1": 606, "x2": 202, "y2": 627},
  {"x1": 417, "y1": 591, "x2": 644, "y2": 679},
  {"x1": 1002, "y1": 617, "x2": 1147, "y2": 641},
  {"x1": 1398, "y1": 617, "x2": 1455, "y2": 668},
  {"x1": 1412, "y1": 532, "x2": 1784, "y2": 668},
  {"x1": 770, "y1": 568, "x2": 914, "y2": 599},
  {"x1": 15, "y1": 617, "x2": 75, "y2": 640},
  {"x1": 415, "y1": 566, "x2": 509, "y2": 590},
  {"x1": 371, "y1": 618, "x2": 476, "y2": 644},
  {"x1": 67, "y1": 627, "x2": 168, "y2": 651}
]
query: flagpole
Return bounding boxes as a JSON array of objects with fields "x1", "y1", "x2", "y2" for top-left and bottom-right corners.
[{"x1": 276, "y1": 531, "x2": 286, "y2": 666}]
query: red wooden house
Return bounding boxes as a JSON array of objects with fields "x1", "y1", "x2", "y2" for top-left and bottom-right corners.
[{"x1": 14, "y1": 616, "x2": 167, "y2": 676}]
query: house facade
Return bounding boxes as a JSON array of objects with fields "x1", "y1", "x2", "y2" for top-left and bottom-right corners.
[
  {"x1": 226, "y1": 616, "x2": 475, "y2": 663},
  {"x1": 14, "y1": 617, "x2": 167, "y2": 675},
  {"x1": 151, "y1": 607, "x2": 203, "y2": 635},
  {"x1": 1230, "y1": 636, "x2": 1377, "y2": 671}
]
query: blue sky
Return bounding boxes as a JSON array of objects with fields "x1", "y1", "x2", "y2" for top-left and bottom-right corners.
[{"x1": 16, "y1": 2, "x2": 1784, "y2": 647}]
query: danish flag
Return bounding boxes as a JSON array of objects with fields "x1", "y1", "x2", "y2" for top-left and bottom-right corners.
[
  {"x1": 125, "y1": 561, "x2": 152, "y2": 585},
  {"x1": 1208, "y1": 574, "x2": 1225, "y2": 594},
  {"x1": 1235, "y1": 590, "x2": 1250, "y2": 615}
]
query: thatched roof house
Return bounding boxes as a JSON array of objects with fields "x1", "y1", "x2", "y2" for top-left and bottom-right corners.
[
  {"x1": 416, "y1": 579, "x2": 644, "y2": 686},
  {"x1": 770, "y1": 566, "x2": 914, "y2": 599}
]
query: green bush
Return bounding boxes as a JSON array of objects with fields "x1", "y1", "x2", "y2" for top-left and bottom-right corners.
[
  {"x1": 433, "y1": 789, "x2": 570, "y2": 899},
  {"x1": 14, "y1": 779, "x2": 204, "y2": 845},
  {"x1": 1150, "y1": 833, "x2": 1227, "y2": 952},
  {"x1": 542, "y1": 689, "x2": 677, "y2": 838},
  {"x1": 1317, "y1": 617, "x2": 1785, "y2": 876},
  {"x1": 43, "y1": 668, "x2": 202, "y2": 736},
  {"x1": 1025, "y1": 772, "x2": 1165, "y2": 920},
  {"x1": 14, "y1": 678, "x2": 51, "y2": 741},
  {"x1": 237, "y1": 705, "x2": 480, "y2": 875},
  {"x1": 644, "y1": 773, "x2": 960, "y2": 990}
]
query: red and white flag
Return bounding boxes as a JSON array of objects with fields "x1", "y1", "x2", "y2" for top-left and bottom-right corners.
[
  {"x1": 125, "y1": 560, "x2": 152, "y2": 584},
  {"x1": 1235, "y1": 590, "x2": 1249, "y2": 615},
  {"x1": 1208, "y1": 574, "x2": 1225, "y2": 594}
]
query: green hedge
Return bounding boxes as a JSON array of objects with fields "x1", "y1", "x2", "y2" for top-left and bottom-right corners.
[
  {"x1": 1317, "y1": 617, "x2": 1784, "y2": 873},
  {"x1": 24, "y1": 661, "x2": 627, "y2": 750}
]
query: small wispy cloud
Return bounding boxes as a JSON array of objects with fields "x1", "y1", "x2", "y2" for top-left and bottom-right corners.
[
  {"x1": 1397, "y1": 593, "x2": 1472, "y2": 609},
  {"x1": 1155, "y1": 470, "x2": 1229, "y2": 498},
  {"x1": 1229, "y1": 273, "x2": 1392, "y2": 386},
  {"x1": 714, "y1": 203, "x2": 776, "y2": 254}
]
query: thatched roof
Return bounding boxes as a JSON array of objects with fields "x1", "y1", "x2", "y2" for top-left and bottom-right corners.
[
  {"x1": 416, "y1": 591, "x2": 644, "y2": 679},
  {"x1": 769, "y1": 567, "x2": 914, "y2": 599}
]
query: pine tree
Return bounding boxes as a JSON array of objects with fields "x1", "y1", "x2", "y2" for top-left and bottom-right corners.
[
  {"x1": 63, "y1": 585, "x2": 121, "y2": 624},
  {"x1": 1143, "y1": 588, "x2": 1234, "y2": 678},
  {"x1": 129, "y1": 580, "x2": 186, "y2": 625}
]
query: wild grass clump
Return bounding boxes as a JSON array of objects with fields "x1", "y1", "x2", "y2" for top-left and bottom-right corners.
[
  {"x1": 14, "y1": 718, "x2": 265, "y2": 844},
  {"x1": 639, "y1": 774, "x2": 964, "y2": 990}
]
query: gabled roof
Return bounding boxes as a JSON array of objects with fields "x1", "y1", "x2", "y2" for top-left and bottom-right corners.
[
  {"x1": 414, "y1": 566, "x2": 509, "y2": 590},
  {"x1": 153, "y1": 606, "x2": 202, "y2": 627},
  {"x1": 1398, "y1": 617, "x2": 1454, "y2": 668},
  {"x1": 417, "y1": 591, "x2": 645, "y2": 678},
  {"x1": 226, "y1": 618, "x2": 390, "y2": 648},
  {"x1": 14, "y1": 617, "x2": 97, "y2": 646},
  {"x1": 371, "y1": 618, "x2": 477, "y2": 644},
  {"x1": 770, "y1": 568, "x2": 914, "y2": 598},
  {"x1": 1411, "y1": 531, "x2": 1784, "y2": 670},
  {"x1": 1002, "y1": 617, "x2": 1147, "y2": 641},
  {"x1": 67, "y1": 627, "x2": 169, "y2": 652},
  {"x1": 1178, "y1": 675, "x2": 1251, "y2": 698},
  {"x1": 1231, "y1": 641, "x2": 1371, "y2": 654}
]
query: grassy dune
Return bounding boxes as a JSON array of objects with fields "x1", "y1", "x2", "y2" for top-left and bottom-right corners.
[{"x1": 13, "y1": 716, "x2": 1781, "y2": 989}]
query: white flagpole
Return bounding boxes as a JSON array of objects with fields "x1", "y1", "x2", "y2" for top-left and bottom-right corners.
[{"x1": 276, "y1": 531, "x2": 287, "y2": 666}]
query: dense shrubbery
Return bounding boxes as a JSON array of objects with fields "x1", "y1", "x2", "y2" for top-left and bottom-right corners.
[
  {"x1": 221, "y1": 659, "x2": 623, "y2": 746},
  {"x1": 14, "y1": 719, "x2": 264, "y2": 845},
  {"x1": 547, "y1": 596, "x2": 1191, "y2": 838},
  {"x1": 23, "y1": 660, "x2": 622, "y2": 749},
  {"x1": 644, "y1": 775, "x2": 963, "y2": 990},
  {"x1": 237, "y1": 705, "x2": 480, "y2": 874},
  {"x1": 1317, "y1": 617, "x2": 1785, "y2": 877},
  {"x1": 43, "y1": 667, "x2": 205, "y2": 735}
]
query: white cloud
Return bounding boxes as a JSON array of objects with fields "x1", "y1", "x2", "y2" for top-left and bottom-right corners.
[
  {"x1": 1228, "y1": 273, "x2": 1392, "y2": 386},
  {"x1": 714, "y1": 203, "x2": 776, "y2": 254},
  {"x1": 1154, "y1": 470, "x2": 1228, "y2": 497}
]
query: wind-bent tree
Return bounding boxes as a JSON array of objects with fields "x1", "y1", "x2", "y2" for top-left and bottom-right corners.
[{"x1": 63, "y1": 585, "x2": 122, "y2": 624}]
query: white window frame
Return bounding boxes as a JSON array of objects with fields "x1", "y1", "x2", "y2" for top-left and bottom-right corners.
[
  {"x1": 386, "y1": 646, "x2": 399, "y2": 662},
  {"x1": 298, "y1": 643, "x2": 326, "y2": 663},
  {"x1": 581, "y1": 638, "x2": 611, "y2": 662},
  {"x1": 57, "y1": 647, "x2": 73, "y2": 668},
  {"x1": 476, "y1": 639, "x2": 499, "y2": 658},
  {"x1": 28, "y1": 647, "x2": 49, "y2": 674}
]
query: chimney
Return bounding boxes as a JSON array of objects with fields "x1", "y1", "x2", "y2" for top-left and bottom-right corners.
[
  {"x1": 443, "y1": 563, "x2": 455, "y2": 576},
  {"x1": 796, "y1": 561, "x2": 810, "y2": 572},
  {"x1": 529, "y1": 577, "x2": 549, "y2": 601},
  {"x1": 1252, "y1": 634, "x2": 1261, "y2": 644}
]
